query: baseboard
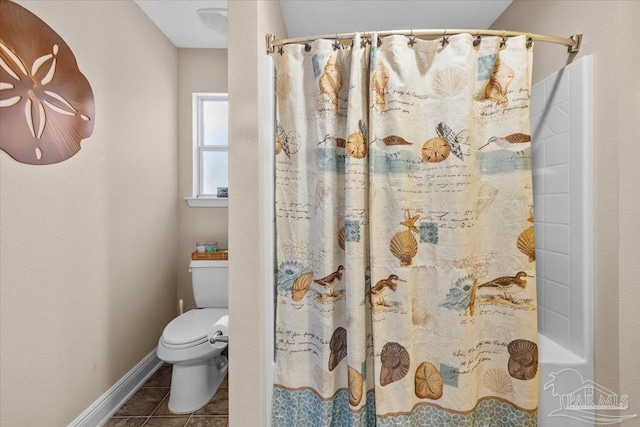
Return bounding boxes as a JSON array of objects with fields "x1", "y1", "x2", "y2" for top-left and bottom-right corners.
[{"x1": 68, "y1": 348, "x2": 164, "y2": 427}]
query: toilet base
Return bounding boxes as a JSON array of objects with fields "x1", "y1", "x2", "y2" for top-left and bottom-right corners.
[{"x1": 167, "y1": 355, "x2": 228, "y2": 414}]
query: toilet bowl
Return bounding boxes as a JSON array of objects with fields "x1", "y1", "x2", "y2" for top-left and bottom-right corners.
[
  {"x1": 157, "y1": 308, "x2": 228, "y2": 414},
  {"x1": 157, "y1": 259, "x2": 230, "y2": 414}
]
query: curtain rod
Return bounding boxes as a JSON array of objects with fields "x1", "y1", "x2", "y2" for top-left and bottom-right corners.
[{"x1": 265, "y1": 30, "x2": 582, "y2": 54}]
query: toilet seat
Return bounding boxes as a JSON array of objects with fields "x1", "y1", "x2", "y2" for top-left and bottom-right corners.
[{"x1": 161, "y1": 308, "x2": 228, "y2": 349}]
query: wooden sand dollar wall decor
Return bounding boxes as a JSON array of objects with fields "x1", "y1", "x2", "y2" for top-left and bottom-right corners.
[{"x1": 0, "y1": 0, "x2": 95, "y2": 165}]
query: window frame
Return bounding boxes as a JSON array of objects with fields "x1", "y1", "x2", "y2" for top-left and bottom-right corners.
[{"x1": 186, "y1": 92, "x2": 229, "y2": 208}]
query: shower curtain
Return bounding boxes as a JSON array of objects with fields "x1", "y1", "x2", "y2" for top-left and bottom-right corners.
[{"x1": 272, "y1": 33, "x2": 538, "y2": 426}]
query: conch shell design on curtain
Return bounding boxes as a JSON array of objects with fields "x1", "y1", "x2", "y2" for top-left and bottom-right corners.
[
  {"x1": 319, "y1": 55, "x2": 343, "y2": 110},
  {"x1": 272, "y1": 33, "x2": 537, "y2": 427}
]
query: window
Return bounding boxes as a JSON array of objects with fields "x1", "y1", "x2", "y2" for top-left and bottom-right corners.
[{"x1": 187, "y1": 93, "x2": 228, "y2": 207}]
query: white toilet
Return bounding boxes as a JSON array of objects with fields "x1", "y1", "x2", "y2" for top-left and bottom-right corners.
[{"x1": 157, "y1": 259, "x2": 229, "y2": 414}]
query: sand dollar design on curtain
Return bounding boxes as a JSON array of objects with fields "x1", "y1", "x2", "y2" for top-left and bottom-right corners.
[{"x1": 272, "y1": 33, "x2": 537, "y2": 426}]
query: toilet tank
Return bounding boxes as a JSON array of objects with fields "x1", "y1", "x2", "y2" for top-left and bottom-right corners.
[{"x1": 189, "y1": 260, "x2": 228, "y2": 308}]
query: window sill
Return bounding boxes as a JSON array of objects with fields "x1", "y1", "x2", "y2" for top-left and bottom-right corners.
[{"x1": 185, "y1": 197, "x2": 228, "y2": 208}]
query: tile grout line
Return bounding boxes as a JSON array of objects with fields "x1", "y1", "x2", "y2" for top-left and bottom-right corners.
[
  {"x1": 141, "y1": 390, "x2": 171, "y2": 426},
  {"x1": 107, "y1": 369, "x2": 229, "y2": 425}
]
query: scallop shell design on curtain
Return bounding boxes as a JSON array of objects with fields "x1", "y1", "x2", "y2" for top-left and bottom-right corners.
[
  {"x1": 312, "y1": 365, "x2": 332, "y2": 392},
  {"x1": 507, "y1": 339, "x2": 538, "y2": 380},
  {"x1": 319, "y1": 55, "x2": 342, "y2": 110},
  {"x1": 517, "y1": 225, "x2": 536, "y2": 262},
  {"x1": 432, "y1": 67, "x2": 469, "y2": 97},
  {"x1": 329, "y1": 327, "x2": 347, "y2": 371},
  {"x1": 277, "y1": 261, "x2": 309, "y2": 292},
  {"x1": 338, "y1": 226, "x2": 346, "y2": 250},
  {"x1": 390, "y1": 229, "x2": 418, "y2": 267},
  {"x1": 485, "y1": 57, "x2": 514, "y2": 108},
  {"x1": 348, "y1": 366, "x2": 364, "y2": 406},
  {"x1": 414, "y1": 362, "x2": 444, "y2": 399},
  {"x1": 276, "y1": 72, "x2": 292, "y2": 101},
  {"x1": 291, "y1": 271, "x2": 313, "y2": 301},
  {"x1": 483, "y1": 369, "x2": 513, "y2": 394},
  {"x1": 380, "y1": 342, "x2": 410, "y2": 386},
  {"x1": 390, "y1": 210, "x2": 420, "y2": 266},
  {"x1": 372, "y1": 60, "x2": 390, "y2": 110}
]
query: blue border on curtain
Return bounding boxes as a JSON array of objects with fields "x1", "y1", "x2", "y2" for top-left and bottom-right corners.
[{"x1": 272, "y1": 386, "x2": 537, "y2": 426}]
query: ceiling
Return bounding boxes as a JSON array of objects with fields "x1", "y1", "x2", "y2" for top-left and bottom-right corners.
[
  {"x1": 280, "y1": 1, "x2": 513, "y2": 38},
  {"x1": 134, "y1": 0, "x2": 512, "y2": 49},
  {"x1": 134, "y1": 0, "x2": 228, "y2": 49}
]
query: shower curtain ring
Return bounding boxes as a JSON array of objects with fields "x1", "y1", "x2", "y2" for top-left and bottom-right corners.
[
  {"x1": 473, "y1": 31, "x2": 481, "y2": 47},
  {"x1": 441, "y1": 29, "x2": 449, "y2": 47},
  {"x1": 500, "y1": 30, "x2": 508, "y2": 48},
  {"x1": 333, "y1": 33, "x2": 341, "y2": 51},
  {"x1": 304, "y1": 41, "x2": 311, "y2": 52},
  {"x1": 526, "y1": 33, "x2": 533, "y2": 49},
  {"x1": 408, "y1": 29, "x2": 417, "y2": 47}
]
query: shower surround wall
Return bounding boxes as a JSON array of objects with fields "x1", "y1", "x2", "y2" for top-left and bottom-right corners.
[
  {"x1": 492, "y1": 1, "x2": 640, "y2": 419},
  {"x1": 532, "y1": 57, "x2": 592, "y2": 357},
  {"x1": 531, "y1": 57, "x2": 594, "y2": 427}
]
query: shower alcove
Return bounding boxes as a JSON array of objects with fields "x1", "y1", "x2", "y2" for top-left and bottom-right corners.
[{"x1": 261, "y1": 53, "x2": 593, "y2": 427}]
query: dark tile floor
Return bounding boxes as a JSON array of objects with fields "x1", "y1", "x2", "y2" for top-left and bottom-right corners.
[{"x1": 105, "y1": 364, "x2": 228, "y2": 427}]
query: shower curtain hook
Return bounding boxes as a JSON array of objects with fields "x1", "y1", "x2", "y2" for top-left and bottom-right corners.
[
  {"x1": 304, "y1": 41, "x2": 311, "y2": 52},
  {"x1": 408, "y1": 29, "x2": 417, "y2": 47},
  {"x1": 500, "y1": 30, "x2": 508, "y2": 48},
  {"x1": 473, "y1": 31, "x2": 481, "y2": 47},
  {"x1": 333, "y1": 33, "x2": 341, "y2": 51},
  {"x1": 441, "y1": 29, "x2": 449, "y2": 47},
  {"x1": 526, "y1": 32, "x2": 533, "y2": 49}
]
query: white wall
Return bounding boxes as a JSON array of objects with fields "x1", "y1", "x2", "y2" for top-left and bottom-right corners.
[
  {"x1": 177, "y1": 48, "x2": 229, "y2": 311},
  {"x1": 493, "y1": 0, "x2": 640, "y2": 418},
  {"x1": 0, "y1": 1, "x2": 178, "y2": 425},
  {"x1": 228, "y1": 0, "x2": 286, "y2": 425},
  {"x1": 530, "y1": 57, "x2": 593, "y2": 358}
]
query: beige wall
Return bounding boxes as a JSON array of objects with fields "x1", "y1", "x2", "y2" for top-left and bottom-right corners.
[
  {"x1": 177, "y1": 48, "x2": 228, "y2": 311},
  {"x1": 493, "y1": 0, "x2": 640, "y2": 418},
  {"x1": 0, "y1": 1, "x2": 178, "y2": 425},
  {"x1": 228, "y1": 0, "x2": 286, "y2": 425}
]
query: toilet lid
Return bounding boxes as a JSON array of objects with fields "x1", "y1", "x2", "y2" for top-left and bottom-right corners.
[{"x1": 163, "y1": 308, "x2": 228, "y2": 346}]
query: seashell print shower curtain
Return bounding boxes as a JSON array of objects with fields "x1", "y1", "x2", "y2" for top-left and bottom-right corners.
[{"x1": 272, "y1": 33, "x2": 538, "y2": 426}]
